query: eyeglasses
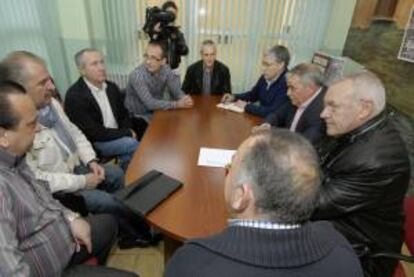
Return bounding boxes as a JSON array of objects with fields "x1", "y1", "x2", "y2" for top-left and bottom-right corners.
[
  {"x1": 143, "y1": 54, "x2": 163, "y2": 62},
  {"x1": 262, "y1": 61, "x2": 278, "y2": 68},
  {"x1": 224, "y1": 162, "x2": 232, "y2": 176}
]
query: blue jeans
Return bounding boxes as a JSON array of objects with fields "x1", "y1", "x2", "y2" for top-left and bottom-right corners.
[
  {"x1": 75, "y1": 164, "x2": 149, "y2": 239},
  {"x1": 75, "y1": 164, "x2": 125, "y2": 214},
  {"x1": 94, "y1": 137, "x2": 138, "y2": 171}
]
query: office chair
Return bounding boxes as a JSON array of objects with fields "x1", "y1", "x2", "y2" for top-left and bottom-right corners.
[{"x1": 370, "y1": 196, "x2": 414, "y2": 277}]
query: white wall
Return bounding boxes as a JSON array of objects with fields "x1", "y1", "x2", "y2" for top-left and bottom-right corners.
[{"x1": 321, "y1": 0, "x2": 357, "y2": 56}]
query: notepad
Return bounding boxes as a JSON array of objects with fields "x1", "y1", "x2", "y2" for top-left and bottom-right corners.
[
  {"x1": 197, "y1": 147, "x2": 236, "y2": 168},
  {"x1": 216, "y1": 103, "x2": 244, "y2": 113}
]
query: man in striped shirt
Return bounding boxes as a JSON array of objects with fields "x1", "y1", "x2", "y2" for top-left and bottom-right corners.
[
  {"x1": 0, "y1": 81, "x2": 136, "y2": 276},
  {"x1": 125, "y1": 41, "x2": 193, "y2": 133}
]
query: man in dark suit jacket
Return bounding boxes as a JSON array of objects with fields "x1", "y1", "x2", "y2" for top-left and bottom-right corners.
[
  {"x1": 65, "y1": 48, "x2": 139, "y2": 170},
  {"x1": 262, "y1": 63, "x2": 326, "y2": 145},
  {"x1": 182, "y1": 39, "x2": 231, "y2": 95}
]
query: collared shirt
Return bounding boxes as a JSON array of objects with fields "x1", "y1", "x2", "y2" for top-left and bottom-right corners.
[
  {"x1": 125, "y1": 64, "x2": 185, "y2": 120},
  {"x1": 202, "y1": 65, "x2": 212, "y2": 94},
  {"x1": 84, "y1": 78, "x2": 118, "y2": 129},
  {"x1": 290, "y1": 87, "x2": 322, "y2": 132},
  {"x1": 0, "y1": 149, "x2": 75, "y2": 276},
  {"x1": 228, "y1": 219, "x2": 300, "y2": 230},
  {"x1": 265, "y1": 74, "x2": 281, "y2": 90}
]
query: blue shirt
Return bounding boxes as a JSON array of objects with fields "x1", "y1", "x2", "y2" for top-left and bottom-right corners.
[{"x1": 236, "y1": 71, "x2": 288, "y2": 118}]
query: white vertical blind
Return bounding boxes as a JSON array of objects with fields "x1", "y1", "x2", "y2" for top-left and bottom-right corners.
[
  {"x1": 0, "y1": 0, "x2": 70, "y2": 93},
  {"x1": 0, "y1": 0, "x2": 333, "y2": 93},
  {"x1": 178, "y1": 0, "x2": 333, "y2": 92}
]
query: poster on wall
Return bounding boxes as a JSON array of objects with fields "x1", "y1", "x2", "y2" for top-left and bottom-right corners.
[
  {"x1": 398, "y1": 5, "x2": 414, "y2": 62},
  {"x1": 312, "y1": 52, "x2": 345, "y2": 85}
]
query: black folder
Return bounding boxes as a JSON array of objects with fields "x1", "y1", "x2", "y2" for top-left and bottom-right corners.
[{"x1": 116, "y1": 170, "x2": 183, "y2": 216}]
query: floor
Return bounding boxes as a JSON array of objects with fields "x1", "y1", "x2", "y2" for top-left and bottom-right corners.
[
  {"x1": 106, "y1": 243, "x2": 165, "y2": 277},
  {"x1": 106, "y1": 242, "x2": 414, "y2": 277}
]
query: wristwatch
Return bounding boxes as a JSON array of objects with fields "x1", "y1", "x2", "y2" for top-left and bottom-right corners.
[{"x1": 66, "y1": 212, "x2": 81, "y2": 223}]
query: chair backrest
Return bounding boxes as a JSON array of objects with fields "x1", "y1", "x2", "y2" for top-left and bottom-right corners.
[
  {"x1": 404, "y1": 195, "x2": 414, "y2": 254},
  {"x1": 393, "y1": 196, "x2": 414, "y2": 277}
]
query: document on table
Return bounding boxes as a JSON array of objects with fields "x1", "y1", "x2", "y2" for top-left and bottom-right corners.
[
  {"x1": 216, "y1": 103, "x2": 244, "y2": 113},
  {"x1": 197, "y1": 147, "x2": 236, "y2": 168}
]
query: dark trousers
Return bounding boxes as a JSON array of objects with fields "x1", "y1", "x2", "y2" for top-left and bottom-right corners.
[
  {"x1": 63, "y1": 214, "x2": 138, "y2": 276},
  {"x1": 131, "y1": 117, "x2": 148, "y2": 141},
  {"x1": 69, "y1": 214, "x2": 117, "y2": 265}
]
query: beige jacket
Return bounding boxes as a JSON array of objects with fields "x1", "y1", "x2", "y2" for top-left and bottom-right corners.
[{"x1": 26, "y1": 98, "x2": 96, "y2": 193}]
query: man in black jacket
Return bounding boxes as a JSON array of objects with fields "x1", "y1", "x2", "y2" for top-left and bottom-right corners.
[
  {"x1": 260, "y1": 63, "x2": 326, "y2": 145},
  {"x1": 182, "y1": 39, "x2": 231, "y2": 95},
  {"x1": 165, "y1": 129, "x2": 362, "y2": 277},
  {"x1": 313, "y1": 72, "x2": 411, "y2": 276},
  {"x1": 65, "y1": 48, "x2": 139, "y2": 170}
]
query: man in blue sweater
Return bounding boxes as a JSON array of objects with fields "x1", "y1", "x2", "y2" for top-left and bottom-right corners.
[
  {"x1": 165, "y1": 129, "x2": 363, "y2": 277},
  {"x1": 221, "y1": 45, "x2": 289, "y2": 117}
]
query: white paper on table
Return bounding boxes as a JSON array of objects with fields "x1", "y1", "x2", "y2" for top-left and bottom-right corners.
[
  {"x1": 216, "y1": 103, "x2": 244, "y2": 113},
  {"x1": 197, "y1": 147, "x2": 236, "y2": 168}
]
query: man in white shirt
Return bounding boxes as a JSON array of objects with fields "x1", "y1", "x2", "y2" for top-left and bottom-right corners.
[
  {"x1": 260, "y1": 63, "x2": 326, "y2": 145},
  {"x1": 65, "y1": 48, "x2": 139, "y2": 170}
]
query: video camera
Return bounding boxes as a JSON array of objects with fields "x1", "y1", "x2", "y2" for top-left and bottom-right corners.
[
  {"x1": 142, "y1": 6, "x2": 189, "y2": 69},
  {"x1": 143, "y1": 6, "x2": 176, "y2": 38}
]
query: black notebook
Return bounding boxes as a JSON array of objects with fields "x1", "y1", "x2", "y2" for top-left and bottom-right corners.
[{"x1": 116, "y1": 170, "x2": 183, "y2": 216}]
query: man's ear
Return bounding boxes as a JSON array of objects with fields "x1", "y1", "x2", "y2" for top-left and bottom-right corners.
[
  {"x1": 78, "y1": 66, "x2": 85, "y2": 77},
  {"x1": 358, "y1": 99, "x2": 374, "y2": 121},
  {"x1": 161, "y1": 57, "x2": 167, "y2": 65},
  {"x1": 0, "y1": 130, "x2": 10, "y2": 148},
  {"x1": 231, "y1": 183, "x2": 253, "y2": 212}
]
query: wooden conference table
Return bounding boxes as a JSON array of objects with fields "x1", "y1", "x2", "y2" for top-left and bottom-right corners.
[{"x1": 125, "y1": 95, "x2": 262, "y2": 259}]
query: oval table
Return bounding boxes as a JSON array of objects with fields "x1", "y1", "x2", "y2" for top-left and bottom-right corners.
[{"x1": 125, "y1": 95, "x2": 262, "y2": 261}]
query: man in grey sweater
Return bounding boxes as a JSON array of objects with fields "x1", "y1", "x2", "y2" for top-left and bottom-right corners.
[{"x1": 125, "y1": 41, "x2": 193, "y2": 134}]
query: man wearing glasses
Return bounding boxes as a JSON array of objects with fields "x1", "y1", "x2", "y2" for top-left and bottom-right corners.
[
  {"x1": 221, "y1": 45, "x2": 289, "y2": 118},
  {"x1": 124, "y1": 41, "x2": 193, "y2": 135}
]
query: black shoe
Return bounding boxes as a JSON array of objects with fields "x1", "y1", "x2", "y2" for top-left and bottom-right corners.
[
  {"x1": 118, "y1": 235, "x2": 151, "y2": 249},
  {"x1": 149, "y1": 230, "x2": 163, "y2": 246}
]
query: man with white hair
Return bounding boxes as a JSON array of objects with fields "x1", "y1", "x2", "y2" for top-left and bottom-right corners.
[{"x1": 312, "y1": 71, "x2": 410, "y2": 276}]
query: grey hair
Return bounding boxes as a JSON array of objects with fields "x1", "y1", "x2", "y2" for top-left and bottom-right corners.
[
  {"x1": 200, "y1": 39, "x2": 216, "y2": 53},
  {"x1": 287, "y1": 63, "x2": 324, "y2": 87},
  {"x1": 236, "y1": 129, "x2": 321, "y2": 224},
  {"x1": 1, "y1": 51, "x2": 46, "y2": 87},
  {"x1": 74, "y1": 48, "x2": 101, "y2": 69},
  {"x1": 265, "y1": 45, "x2": 290, "y2": 69},
  {"x1": 333, "y1": 71, "x2": 386, "y2": 116}
]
